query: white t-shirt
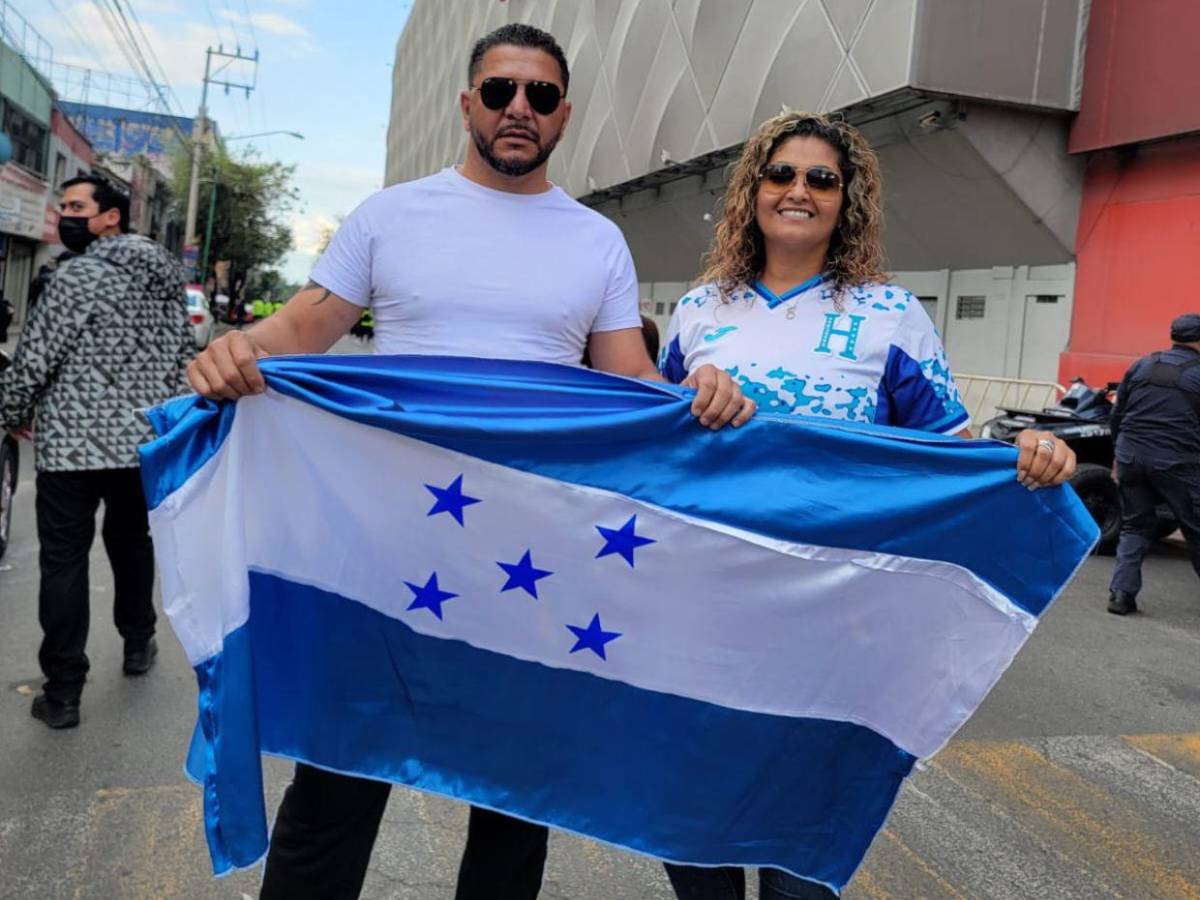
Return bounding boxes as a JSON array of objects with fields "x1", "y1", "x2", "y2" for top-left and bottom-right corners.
[
  {"x1": 310, "y1": 167, "x2": 641, "y2": 364},
  {"x1": 660, "y1": 277, "x2": 969, "y2": 434}
]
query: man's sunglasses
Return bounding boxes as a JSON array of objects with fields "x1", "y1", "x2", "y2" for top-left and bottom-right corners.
[
  {"x1": 758, "y1": 163, "x2": 843, "y2": 194},
  {"x1": 473, "y1": 77, "x2": 563, "y2": 115}
]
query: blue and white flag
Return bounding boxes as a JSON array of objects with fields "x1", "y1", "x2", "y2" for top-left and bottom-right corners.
[{"x1": 140, "y1": 356, "x2": 1097, "y2": 890}]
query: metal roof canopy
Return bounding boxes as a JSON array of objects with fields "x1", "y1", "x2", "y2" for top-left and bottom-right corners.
[{"x1": 583, "y1": 91, "x2": 1083, "y2": 281}]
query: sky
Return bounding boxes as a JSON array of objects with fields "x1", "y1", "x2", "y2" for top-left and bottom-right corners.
[{"x1": 19, "y1": 0, "x2": 415, "y2": 282}]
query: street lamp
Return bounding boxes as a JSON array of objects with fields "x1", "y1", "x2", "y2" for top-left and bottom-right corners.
[
  {"x1": 200, "y1": 131, "x2": 304, "y2": 285},
  {"x1": 225, "y1": 131, "x2": 306, "y2": 143}
]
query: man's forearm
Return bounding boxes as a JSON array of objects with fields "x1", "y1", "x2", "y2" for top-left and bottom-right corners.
[
  {"x1": 243, "y1": 284, "x2": 362, "y2": 356},
  {"x1": 244, "y1": 311, "x2": 310, "y2": 356}
]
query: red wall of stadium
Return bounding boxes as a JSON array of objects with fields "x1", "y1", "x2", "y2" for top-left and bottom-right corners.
[
  {"x1": 1059, "y1": 136, "x2": 1200, "y2": 386},
  {"x1": 1058, "y1": 0, "x2": 1200, "y2": 387},
  {"x1": 1068, "y1": 0, "x2": 1200, "y2": 153}
]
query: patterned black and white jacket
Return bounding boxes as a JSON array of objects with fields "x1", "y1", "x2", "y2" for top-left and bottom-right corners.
[{"x1": 0, "y1": 234, "x2": 196, "y2": 472}]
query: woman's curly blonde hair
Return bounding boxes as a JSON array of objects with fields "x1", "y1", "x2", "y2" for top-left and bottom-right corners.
[{"x1": 700, "y1": 111, "x2": 888, "y2": 300}]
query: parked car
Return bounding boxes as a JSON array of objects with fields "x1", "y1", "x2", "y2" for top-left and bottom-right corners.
[
  {"x1": 186, "y1": 285, "x2": 215, "y2": 349},
  {"x1": 980, "y1": 378, "x2": 1178, "y2": 554},
  {"x1": 0, "y1": 350, "x2": 18, "y2": 561}
]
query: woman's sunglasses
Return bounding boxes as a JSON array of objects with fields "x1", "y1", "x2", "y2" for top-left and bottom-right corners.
[
  {"x1": 473, "y1": 77, "x2": 563, "y2": 116},
  {"x1": 758, "y1": 163, "x2": 843, "y2": 194}
]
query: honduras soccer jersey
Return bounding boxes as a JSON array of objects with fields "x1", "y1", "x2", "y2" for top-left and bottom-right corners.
[{"x1": 660, "y1": 276, "x2": 969, "y2": 434}]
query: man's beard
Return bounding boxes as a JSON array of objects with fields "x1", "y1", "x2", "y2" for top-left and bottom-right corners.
[{"x1": 472, "y1": 125, "x2": 561, "y2": 177}]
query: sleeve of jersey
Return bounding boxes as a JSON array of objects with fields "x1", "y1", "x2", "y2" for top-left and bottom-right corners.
[
  {"x1": 308, "y1": 202, "x2": 372, "y2": 307},
  {"x1": 878, "y1": 309, "x2": 970, "y2": 434},
  {"x1": 658, "y1": 300, "x2": 689, "y2": 384},
  {"x1": 590, "y1": 234, "x2": 642, "y2": 333}
]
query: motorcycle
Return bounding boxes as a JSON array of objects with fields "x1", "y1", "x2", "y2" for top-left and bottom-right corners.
[{"x1": 980, "y1": 378, "x2": 1178, "y2": 554}]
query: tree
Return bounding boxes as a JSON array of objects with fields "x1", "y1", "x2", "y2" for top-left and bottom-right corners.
[
  {"x1": 315, "y1": 214, "x2": 344, "y2": 256},
  {"x1": 170, "y1": 142, "x2": 299, "y2": 296},
  {"x1": 249, "y1": 269, "x2": 302, "y2": 301}
]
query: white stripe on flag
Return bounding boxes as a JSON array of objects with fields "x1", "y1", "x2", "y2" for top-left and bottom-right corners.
[{"x1": 150, "y1": 390, "x2": 1036, "y2": 759}]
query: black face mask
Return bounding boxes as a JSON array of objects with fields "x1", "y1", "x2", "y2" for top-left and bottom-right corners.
[{"x1": 57, "y1": 216, "x2": 100, "y2": 253}]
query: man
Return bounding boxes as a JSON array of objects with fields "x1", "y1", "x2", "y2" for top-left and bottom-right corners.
[
  {"x1": 0, "y1": 175, "x2": 196, "y2": 728},
  {"x1": 0, "y1": 294, "x2": 12, "y2": 343},
  {"x1": 29, "y1": 263, "x2": 54, "y2": 313},
  {"x1": 187, "y1": 22, "x2": 752, "y2": 900},
  {"x1": 1107, "y1": 313, "x2": 1200, "y2": 615}
]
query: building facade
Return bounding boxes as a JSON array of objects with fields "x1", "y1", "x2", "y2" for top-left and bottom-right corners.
[
  {"x1": 386, "y1": 0, "x2": 1089, "y2": 382},
  {"x1": 1057, "y1": 0, "x2": 1200, "y2": 386},
  {"x1": 0, "y1": 39, "x2": 52, "y2": 325}
]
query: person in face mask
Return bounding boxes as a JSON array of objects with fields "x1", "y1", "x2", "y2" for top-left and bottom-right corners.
[{"x1": 0, "y1": 175, "x2": 196, "y2": 729}]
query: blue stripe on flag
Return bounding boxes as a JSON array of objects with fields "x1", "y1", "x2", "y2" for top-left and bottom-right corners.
[
  {"x1": 192, "y1": 571, "x2": 914, "y2": 887},
  {"x1": 141, "y1": 356, "x2": 1097, "y2": 617}
]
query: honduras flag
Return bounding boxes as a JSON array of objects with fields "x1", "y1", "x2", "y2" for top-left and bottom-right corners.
[{"x1": 140, "y1": 355, "x2": 1097, "y2": 890}]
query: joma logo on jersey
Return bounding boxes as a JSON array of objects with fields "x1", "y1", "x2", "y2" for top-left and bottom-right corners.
[{"x1": 814, "y1": 313, "x2": 866, "y2": 361}]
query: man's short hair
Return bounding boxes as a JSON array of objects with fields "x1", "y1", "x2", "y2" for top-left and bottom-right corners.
[
  {"x1": 467, "y1": 23, "x2": 569, "y2": 95},
  {"x1": 60, "y1": 174, "x2": 131, "y2": 233}
]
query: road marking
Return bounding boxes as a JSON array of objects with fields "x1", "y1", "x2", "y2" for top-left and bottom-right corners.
[
  {"x1": 879, "y1": 828, "x2": 967, "y2": 900},
  {"x1": 932, "y1": 740, "x2": 1200, "y2": 900},
  {"x1": 1125, "y1": 733, "x2": 1200, "y2": 781}
]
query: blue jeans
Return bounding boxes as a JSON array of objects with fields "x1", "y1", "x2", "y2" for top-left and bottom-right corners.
[{"x1": 664, "y1": 863, "x2": 838, "y2": 899}]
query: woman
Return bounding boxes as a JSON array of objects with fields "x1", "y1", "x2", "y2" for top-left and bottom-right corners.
[{"x1": 658, "y1": 112, "x2": 1075, "y2": 899}]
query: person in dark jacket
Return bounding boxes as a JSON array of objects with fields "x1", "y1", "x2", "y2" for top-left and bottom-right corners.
[
  {"x1": 29, "y1": 265, "x2": 53, "y2": 314},
  {"x1": 0, "y1": 296, "x2": 12, "y2": 342},
  {"x1": 0, "y1": 175, "x2": 196, "y2": 728},
  {"x1": 1107, "y1": 313, "x2": 1200, "y2": 615}
]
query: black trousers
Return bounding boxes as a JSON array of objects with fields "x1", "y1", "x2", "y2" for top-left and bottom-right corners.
[
  {"x1": 665, "y1": 863, "x2": 837, "y2": 899},
  {"x1": 1110, "y1": 459, "x2": 1200, "y2": 596},
  {"x1": 36, "y1": 468, "x2": 156, "y2": 703},
  {"x1": 260, "y1": 763, "x2": 549, "y2": 900}
]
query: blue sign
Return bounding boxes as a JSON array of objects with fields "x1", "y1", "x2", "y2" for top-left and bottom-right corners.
[{"x1": 56, "y1": 102, "x2": 198, "y2": 162}]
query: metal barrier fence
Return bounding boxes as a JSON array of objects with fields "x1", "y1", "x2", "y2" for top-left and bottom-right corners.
[{"x1": 955, "y1": 374, "x2": 1065, "y2": 434}]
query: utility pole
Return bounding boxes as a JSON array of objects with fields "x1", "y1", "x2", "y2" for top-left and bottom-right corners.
[{"x1": 183, "y1": 45, "x2": 259, "y2": 277}]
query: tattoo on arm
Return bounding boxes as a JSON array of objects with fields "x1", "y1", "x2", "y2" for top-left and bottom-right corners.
[{"x1": 303, "y1": 280, "x2": 332, "y2": 305}]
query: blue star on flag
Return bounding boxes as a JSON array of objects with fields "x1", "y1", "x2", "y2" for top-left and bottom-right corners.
[
  {"x1": 405, "y1": 572, "x2": 458, "y2": 620},
  {"x1": 596, "y1": 514, "x2": 655, "y2": 567},
  {"x1": 425, "y1": 474, "x2": 481, "y2": 526},
  {"x1": 497, "y1": 550, "x2": 554, "y2": 599},
  {"x1": 566, "y1": 613, "x2": 622, "y2": 660}
]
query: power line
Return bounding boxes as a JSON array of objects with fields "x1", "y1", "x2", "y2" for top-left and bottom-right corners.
[
  {"x1": 238, "y1": 0, "x2": 259, "y2": 50},
  {"x1": 88, "y1": 0, "x2": 190, "y2": 143},
  {"x1": 42, "y1": 0, "x2": 112, "y2": 74},
  {"x1": 116, "y1": 0, "x2": 186, "y2": 113}
]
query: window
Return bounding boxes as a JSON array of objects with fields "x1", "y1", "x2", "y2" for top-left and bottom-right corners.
[
  {"x1": 956, "y1": 295, "x2": 986, "y2": 320},
  {"x1": 2, "y1": 100, "x2": 48, "y2": 174},
  {"x1": 655, "y1": 302, "x2": 665, "y2": 315},
  {"x1": 54, "y1": 152, "x2": 67, "y2": 187},
  {"x1": 1034, "y1": 294, "x2": 1060, "y2": 304},
  {"x1": 669, "y1": 302, "x2": 677, "y2": 313}
]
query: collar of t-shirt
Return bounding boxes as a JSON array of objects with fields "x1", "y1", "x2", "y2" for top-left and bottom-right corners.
[
  {"x1": 443, "y1": 166, "x2": 565, "y2": 206},
  {"x1": 749, "y1": 273, "x2": 827, "y2": 309}
]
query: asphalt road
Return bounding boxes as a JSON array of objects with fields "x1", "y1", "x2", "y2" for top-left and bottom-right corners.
[{"x1": 1, "y1": 348, "x2": 1197, "y2": 899}]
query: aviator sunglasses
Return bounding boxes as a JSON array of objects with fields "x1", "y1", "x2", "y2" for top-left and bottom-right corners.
[
  {"x1": 473, "y1": 77, "x2": 564, "y2": 115},
  {"x1": 758, "y1": 162, "x2": 843, "y2": 195}
]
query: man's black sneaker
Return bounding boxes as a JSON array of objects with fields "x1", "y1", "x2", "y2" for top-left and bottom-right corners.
[
  {"x1": 1107, "y1": 591, "x2": 1138, "y2": 616},
  {"x1": 31, "y1": 694, "x2": 80, "y2": 729},
  {"x1": 123, "y1": 637, "x2": 158, "y2": 675}
]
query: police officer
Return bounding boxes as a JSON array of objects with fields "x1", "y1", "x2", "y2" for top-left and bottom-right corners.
[{"x1": 1107, "y1": 313, "x2": 1200, "y2": 615}]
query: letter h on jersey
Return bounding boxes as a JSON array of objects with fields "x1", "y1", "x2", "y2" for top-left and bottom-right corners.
[{"x1": 814, "y1": 313, "x2": 866, "y2": 361}]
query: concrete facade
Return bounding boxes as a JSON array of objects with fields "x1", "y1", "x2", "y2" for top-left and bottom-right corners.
[{"x1": 385, "y1": 0, "x2": 1092, "y2": 380}]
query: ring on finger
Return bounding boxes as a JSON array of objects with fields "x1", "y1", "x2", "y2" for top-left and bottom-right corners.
[{"x1": 1036, "y1": 439, "x2": 1056, "y2": 455}]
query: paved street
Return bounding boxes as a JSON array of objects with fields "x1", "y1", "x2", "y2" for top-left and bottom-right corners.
[{"x1": 1, "y1": 355, "x2": 1197, "y2": 898}]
